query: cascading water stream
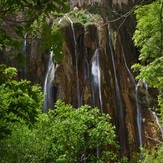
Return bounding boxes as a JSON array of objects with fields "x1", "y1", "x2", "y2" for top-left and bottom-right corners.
[
  {"x1": 143, "y1": 80, "x2": 152, "y2": 109},
  {"x1": 91, "y1": 48, "x2": 103, "y2": 113},
  {"x1": 121, "y1": 46, "x2": 135, "y2": 86},
  {"x1": 135, "y1": 85, "x2": 143, "y2": 147},
  {"x1": 66, "y1": 15, "x2": 81, "y2": 107},
  {"x1": 91, "y1": 49, "x2": 102, "y2": 157},
  {"x1": 143, "y1": 80, "x2": 163, "y2": 139},
  {"x1": 150, "y1": 110, "x2": 163, "y2": 139},
  {"x1": 43, "y1": 51, "x2": 56, "y2": 112},
  {"x1": 108, "y1": 30, "x2": 127, "y2": 152},
  {"x1": 122, "y1": 46, "x2": 143, "y2": 147},
  {"x1": 22, "y1": 33, "x2": 27, "y2": 54},
  {"x1": 21, "y1": 33, "x2": 27, "y2": 78}
]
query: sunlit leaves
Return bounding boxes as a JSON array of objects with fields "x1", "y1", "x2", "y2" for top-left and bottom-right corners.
[
  {"x1": 133, "y1": 1, "x2": 161, "y2": 61},
  {"x1": 140, "y1": 145, "x2": 163, "y2": 163},
  {"x1": 132, "y1": 0, "x2": 163, "y2": 89},
  {"x1": 132, "y1": 1, "x2": 163, "y2": 161},
  {"x1": 40, "y1": 24, "x2": 64, "y2": 61},
  {"x1": 0, "y1": 0, "x2": 67, "y2": 60},
  {"x1": 0, "y1": 100, "x2": 120, "y2": 162},
  {"x1": 132, "y1": 57, "x2": 163, "y2": 89},
  {"x1": 0, "y1": 65, "x2": 43, "y2": 139}
]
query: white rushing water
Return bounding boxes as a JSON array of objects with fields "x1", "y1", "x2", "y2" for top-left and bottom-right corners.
[
  {"x1": 143, "y1": 81, "x2": 163, "y2": 139},
  {"x1": 150, "y1": 110, "x2": 163, "y2": 139},
  {"x1": 91, "y1": 49, "x2": 102, "y2": 156},
  {"x1": 43, "y1": 51, "x2": 56, "y2": 112},
  {"x1": 91, "y1": 48, "x2": 103, "y2": 113},
  {"x1": 135, "y1": 85, "x2": 143, "y2": 147},
  {"x1": 22, "y1": 33, "x2": 27, "y2": 54},
  {"x1": 121, "y1": 46, "x2": 135, "y2": 86},
  {"x1": 21, "y1": 33, "x2": 27, "y2": 78}
]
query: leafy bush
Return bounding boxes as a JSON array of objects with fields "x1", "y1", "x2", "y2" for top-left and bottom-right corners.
[
  {"x1": 139, "y1": 94, "x2": 163, "y2": 163},
  {"x1": 0, "y1": 64, "x2": 43, "y2": 139},
  {"x1": 132, "y1": 0, "x2": 163, "y2": 89},
  {"x1": 139, "y1": 145, "x2": 163, "y2": 163},
  {"x1": 132, "y1": 1, "x2": 163, "y2": 162},
  {"x1": 0, "y1": 0, "x2": 68, "y2": 61},
  {"x1": 0, "y1": 100, "x2": 121, "y2": 162}
]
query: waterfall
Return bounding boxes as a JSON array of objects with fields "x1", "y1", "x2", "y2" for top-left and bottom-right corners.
[
  {"x1": 108, "y1": 30, "x2": 127, "y2": 152},
  {"x1": 22, "y1": 33, "x2": 27, "y2": 54},
  {"x1": 121, "y1": 46, "x2": 135, "y2": 86},
  {"x1": 143, "y1": 80, "x2": 150, "y2": 107},
  {"x1": 43, "y1": 51, "x2": 56, "y2": 112},
  {"x1": 66, "y1": 15, "x2": 81, "y2": 107},
  {"x1": 91, "y1": 49, "x2": 102, "y2": 157},
  {"x1": 122, "y1": 46, "x2": 143, "y2": 147},
  {"x1": 150, "y1": 110, "x2": 163, "y2": 139},
  {"x1": 135, "y1": 85, "x2": 143, "y2": 147},
  {"x1": 144, "y1": 81, "x2": 163, "y2": 139},
  {"x1": 20, "y1": 33, "x2": 27, "y2": 78},
  {"x1": 91, "y1": 48, "x2": 103, "y2": 112}
]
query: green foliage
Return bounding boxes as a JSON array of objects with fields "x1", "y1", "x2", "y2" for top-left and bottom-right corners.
[
  {"x1": 52, "y1": 27, "x2": 64, "y2": 61},
  {"x1": 138, "y1": 93, "x2": 163, "y2": 163},
  {"x1": 139, "y1": 145, "x2": 163, "y2": 163},
  {"x1": 67, "y1": 9, "x2": 101, "y2": 27},
  {"x1": 0, "y1": 0, "x2": 68, "y2": 20},
  {"x1": 132, "y1": 0, "x2": 163, "y2": 89},
  {"x1": 0, "y1": 64, "x2": 43, "y2": 139},
  {"x1": 158, "y1": 94, "x2": 163, "y2": 120},
  {"x1": 42, "y1": 25, "x2": 64, "y2": 62},
  {"x1": 0, "y1": 64, "x2": 17, "y2": 84},
  {"x1": 31, "y1": 14, "x2": 64, "y2": 61},
  {"x1": 132, "y1": 1, "x2": 163, "y2": 162},
  {"x1": 0, "y1": 0, "x2": 68, "y2": 61},
  {"x1": 0, "y1": 100, "x2": 122, "y2": 162}
]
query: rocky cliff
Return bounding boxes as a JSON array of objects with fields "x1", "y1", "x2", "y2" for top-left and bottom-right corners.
[
  {"x1": 0, "y1": 0, "x2": 162, "y2": 160},
  {"x1": 50, "y1": 0, "x2": 162, "y2": 158}
]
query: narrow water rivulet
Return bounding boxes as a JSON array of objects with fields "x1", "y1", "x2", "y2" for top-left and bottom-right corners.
[
  {"x1": 135, "y1": 85, "x2": 143, "y2": 147},
  {"x1": 108, "y1": 29, "x2": 128, "y2": 153},
  {"x1": 122, "y1": 45, "x2": 143, "y2": 147},
  {"x1": 144, "y1": 82, "x2": 163, "y2": 139},
  {"x1": 150, "y1": 110, "x2": 163, "y2": 139},
  {"x1": 121, "y1": 46, "x2": 135, "y2": 87},
  {"x1": 39, "y1": 1, "x2": 162, "y2": 159},
  {"x1": 66, "y1": 15, "x2": 81, "y2": 107},
  {"x1": 91, "y1": 48, "x2": 103, "y2": 113},
  {"x1": 43, "y1": 51, "x2": 56, "y2": 112}
]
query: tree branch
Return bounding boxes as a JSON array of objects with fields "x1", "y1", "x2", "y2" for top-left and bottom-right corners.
[
  {"x1": 102, "y1": 0, "x2": 147, "y2": 28},
  {"x1": 145, "y1": 133, "x2": 163, "y2": 145}
]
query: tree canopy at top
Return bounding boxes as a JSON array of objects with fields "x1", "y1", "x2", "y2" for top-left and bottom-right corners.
[
  {"x1": 0, "y1": 0, "x2": 68, "y2": 59},
  {"x1": 132, "y1": 0, "x2": 163, "y2": 90}
]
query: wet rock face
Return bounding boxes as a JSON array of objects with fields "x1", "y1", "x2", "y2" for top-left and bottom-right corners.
[{"x1": 52, "y1": 9, "x2": 161, "y2": 158}]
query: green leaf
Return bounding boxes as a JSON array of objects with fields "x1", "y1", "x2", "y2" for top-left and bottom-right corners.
[{"x1": 132, "y1": 0, "x2": 163, "y2": 89}]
